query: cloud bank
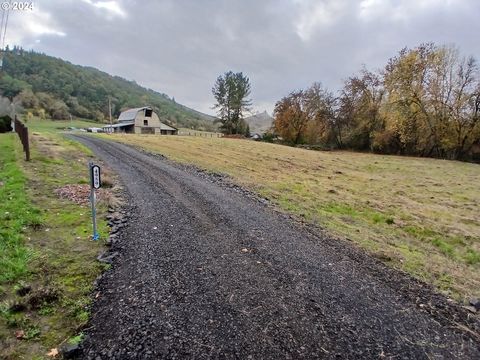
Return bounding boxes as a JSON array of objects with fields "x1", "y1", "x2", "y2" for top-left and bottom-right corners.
[{"x1": 6, "y1": 0, "x2": 480, "y2": 114}]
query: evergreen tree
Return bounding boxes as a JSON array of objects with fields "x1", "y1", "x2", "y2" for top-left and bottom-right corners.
[{"x1": 212, "y1": 71, "x2": 252, "y2": 134}]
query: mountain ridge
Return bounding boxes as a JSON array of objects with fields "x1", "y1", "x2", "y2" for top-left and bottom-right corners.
[{"x1": 245, "y1": 110, "x2": 273, "y2": 134}]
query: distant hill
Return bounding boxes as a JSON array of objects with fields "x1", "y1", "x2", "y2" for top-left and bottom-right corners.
[
  {"x1": 245, "y1": 111, "x2": 273, "y2": 134},
  {"x1": 0, "y1": 47, "x2": 217, "y2": 130}
]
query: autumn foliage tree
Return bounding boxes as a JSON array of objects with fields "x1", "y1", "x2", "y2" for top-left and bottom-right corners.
[
  {"x1": 273, "y1": 83, "x2": 336, "y2": 145},
  {"x1": 273, "y1": 90, "x2": 308, "y2": 144},
  {"x1": 338, "y1": 69, "x2": 385, "y2": 150}
]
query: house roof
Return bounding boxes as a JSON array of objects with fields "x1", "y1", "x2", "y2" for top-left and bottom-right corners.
[{"x1": 118, "y1": 107, "x2": 152, "y2": 122}]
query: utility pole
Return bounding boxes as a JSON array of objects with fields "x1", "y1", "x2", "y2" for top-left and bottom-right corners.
[
  {"x1": 108, "y1": 97, "x2": 112, "y2": 124},
  {"x1": 108, "y1": 96, "x2": 112, "y2": 133}
]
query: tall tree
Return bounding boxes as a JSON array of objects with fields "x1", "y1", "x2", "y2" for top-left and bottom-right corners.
[
  {"x1": 273, "y1": 90, "x2": 309, "y2": 144},
  {"x1": 303, "y1": 82, "x2": 337, "y2": 145},
  {"x1": 212, "y1": 71, "x2": 252, "y2": 134},
  {"x1": 338, "y1": 68, "x2": 385, "y2": 150},
  {"x1": 273, "y1": 83, "x2": 336, "y2": 145}
]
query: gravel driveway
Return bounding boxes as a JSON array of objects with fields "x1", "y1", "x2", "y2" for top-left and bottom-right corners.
[{"x1": 72, "y1": 135, "x2": 479, "y2": 359}]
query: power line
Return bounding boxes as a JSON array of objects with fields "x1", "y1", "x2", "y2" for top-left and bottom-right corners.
[
  {"x1": 0, "y1": 8, "x2": 6, "y2": 48},
  {"x1": 2, "y1": 0, "x2": 12, "y2": 50},
  {"x1": 0, "y1": 4, "x2": 6, "y2": 69}
]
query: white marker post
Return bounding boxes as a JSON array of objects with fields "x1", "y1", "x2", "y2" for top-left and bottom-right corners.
[{"x1": 89, "y1": 162, "x2": 102, "y2": 241}]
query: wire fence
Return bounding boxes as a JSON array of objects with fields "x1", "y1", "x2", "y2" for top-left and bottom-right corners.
[
  {"x1": 178, "y1": 130, "x2": 223, "y2": 138},
  {"x1": 14, "y1": 116, "x2": 30, "y2": 161}
]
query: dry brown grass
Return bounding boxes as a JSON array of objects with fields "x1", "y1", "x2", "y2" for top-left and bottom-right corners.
[{"x1": 100, "y1": 134, "x2": 480, "y2": 301}]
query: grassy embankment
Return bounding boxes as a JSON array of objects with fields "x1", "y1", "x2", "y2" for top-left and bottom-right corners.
[
  {"x1": 103, "y1": 133, "x2": 480, "y2": 301},
  {"x1": 0, "y1": 120, "x2": 112, "y2": 359}
]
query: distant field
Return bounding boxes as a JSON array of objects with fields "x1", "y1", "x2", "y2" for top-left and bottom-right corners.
[
  {"x1": 25, "y1": 120, "x2": 223, "y2": 137},
  {"x1": 26, "y1": 118, "x2": 101, "y2": 133},
  {"x1": 100, "y1": 134, "x2": 480, "y2": 300}
]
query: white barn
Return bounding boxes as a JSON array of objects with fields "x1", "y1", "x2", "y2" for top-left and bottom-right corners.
[{"x1": 104, "y1": 106, "x2": 178, "y2": 135}]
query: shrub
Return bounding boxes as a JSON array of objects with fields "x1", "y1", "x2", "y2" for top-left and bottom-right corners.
[{"x1": 0, "y1": 115, "x2": 12, "y2": 133}]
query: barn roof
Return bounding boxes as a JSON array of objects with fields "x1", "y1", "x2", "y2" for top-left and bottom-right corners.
[
  {"x1": 118, "y1": 107, "x2": 153, "y2": 122},
  {"x1": 159, "y1": 123, "x2": 177, "y2": 131},
  {"x1": 103, "y1": 121, "x2": 134, "y2": 129}
]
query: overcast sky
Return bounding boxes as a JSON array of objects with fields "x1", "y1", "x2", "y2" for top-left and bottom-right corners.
[{"x1": 6, "y1": 0, "x2": 480, "y2": 115}]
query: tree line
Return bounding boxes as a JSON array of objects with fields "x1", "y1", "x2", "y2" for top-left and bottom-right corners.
[{"x1": 273, "y1": 43, "x2": 480, "y2": 161}]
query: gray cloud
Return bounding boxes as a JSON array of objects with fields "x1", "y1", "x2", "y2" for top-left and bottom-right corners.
[{"x1": 7, "y1": 0, "x2": 480, "y2": 115}]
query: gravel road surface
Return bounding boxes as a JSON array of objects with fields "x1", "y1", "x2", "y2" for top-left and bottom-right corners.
[{"x1": 72, "y1": 135, "x2": 479, "y2": 359}]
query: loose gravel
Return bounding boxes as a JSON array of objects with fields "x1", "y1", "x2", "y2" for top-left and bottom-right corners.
[{"x1": 71, "y1": 135, "x2": 480, "y2": 359}]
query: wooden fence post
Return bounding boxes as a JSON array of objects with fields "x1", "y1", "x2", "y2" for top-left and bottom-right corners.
[
  {"x1": 24, "y1": 126, "x2": 30, "y2": 161},
  {"x1": 14, "y1": 116, "x2": 30, "y2": 161}
]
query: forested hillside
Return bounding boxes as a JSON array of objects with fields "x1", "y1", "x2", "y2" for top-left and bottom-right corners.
[{"x1": 0, "y1": 47, "x2": 216, "y2": 130}]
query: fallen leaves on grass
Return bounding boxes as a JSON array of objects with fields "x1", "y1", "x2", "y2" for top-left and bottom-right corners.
[
  {"x1": 47, "y1": 348, "x2": 59, "y2": 357},
  {"x1": 54, "y1": 184, "x2": 108, "y2": 205}
]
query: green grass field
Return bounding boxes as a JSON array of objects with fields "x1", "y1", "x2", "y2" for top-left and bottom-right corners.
[
  {"x1": 0, "y1": 126, "x2": 113, "y2": 359},
  {"x1": 26, "y1": 118, "x2": 101, "y2": 134},
  {"x1": 101, "y1": 133, "x2": 480, "y2": 301},
  {"x1": 0, "y1": 135, "x2": 41, "y2": 284}
]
